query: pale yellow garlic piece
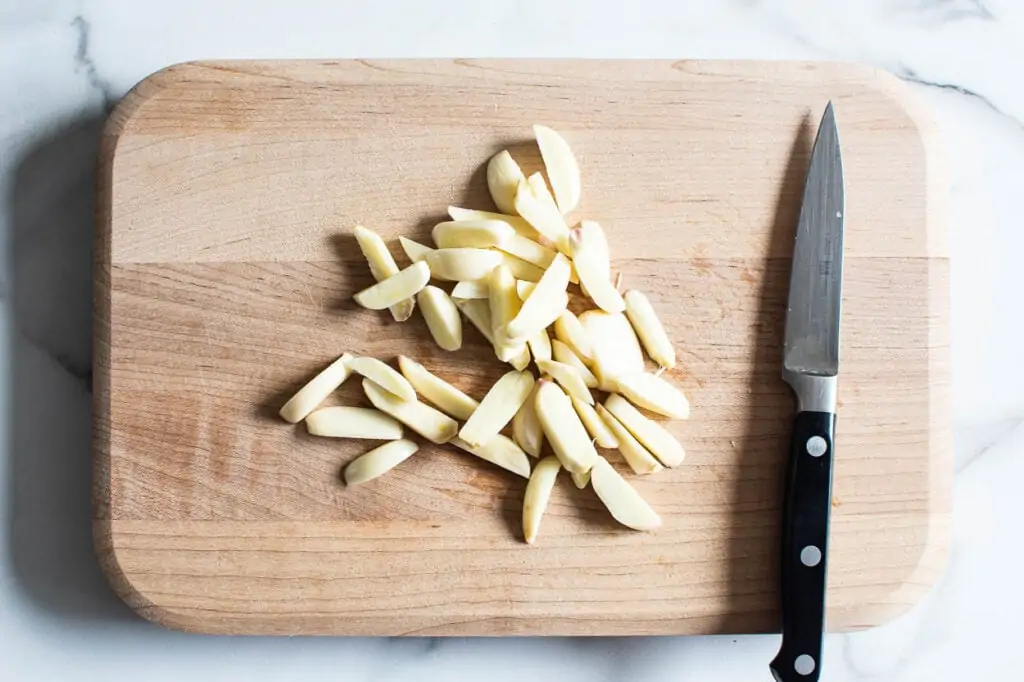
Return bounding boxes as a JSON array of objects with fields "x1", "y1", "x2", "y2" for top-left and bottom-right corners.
[
  {"x1": 533, "y1": 125, "x2": 581, "y2": 214},
  {"x1": 604, "y1": 394, "x2": 685, "y2": 467},
  {"x1": 570, "y1": 395, "x2": 617, "y2": 449},
  {"x1": 432, "y1": 220, "x2": 514, "y2": 249},
  {"x1": 595, "y1": 403, "x2": 663, "y2": 475},
  {"x1": 344, "y1": 439, "x2": 419, "y2": 486},
  {"x1": 278, "y1": 353, "x2": 353, "y2": 423},
  {"x1": 513, "y1": 177, "x2": 569, "y2": 250},
  {"x1": 624, "y1": 290, "x2": 676, "y2": 369},
  {"x1": 353, "y1": 225, "x2": 415, "y2": 321},
  {"x1": 505, "y1": 253, "x2": 571, "y2": 342},
  {"x1": 516, "y1": 280, "x2": 537, "y2": 301},
  {"x1": 447, "y1": 206, "x2": 537, "y2": 239},
  {"x1": 398, "y1": 355, "x2": 479, "y2": 421},
  {"x1": 578, "y1": 310, "x2": 645, "y2": 391},
  {"x1": 425, "y1": 248, "x2": 503, "y2": 282},
  {"x1": 497, "y1": 233, "x2": 557, "y2": 269},
  {"x1": 455, "y1": 298, "x2": 495, "y2": 344},
  {"x1": 488, "y1": 264, "x2": 523, "y2": 362},
  {"x1": 399, "y1": 236, "x2": 434, "y2": 263},
  {"x1": 451, "y1": 435, "x2": 531, "y2": 479},
  {"x1": 450, "y1": 280, "x2": 489, "y2": 300},
  {"x1": 615, "y1": 373, "x2": 690, "y2": 420},
  {"x1": 512, "y1": 383, "x2": 545, "y2": 458},
  {"x1": 590, "y1": 457, "x2": 662, "y2": 531},
  {"x1": 362, "y1": 379, "x2": 459, "y2": 444},
  {"x1": 534, "y1": 379, "x2": 598, "y2": 474},
  {"x1": 569, "y1": 225, "x2": 625, "y2": 313},
  {"x1": 347, "y1": 357, "x2": 416, "y2": 401},
  {"x1": 553, "y1": 310, "x2": 594, "y2": 362},
  {"x1": 522, "y1": 456, "x2": 561, "y2": 544},
  {"x1": 306, "y1": 406, "x2": 404, "y2": 440},
  {"x1": 500, "y1": 252, "x2": 546, "y2": 282},
  {"x1": 458, "y1": 370, "x2": 536, "y2": 447},
  {"x1": 570, "y1": 471, "x2": 591, "y2": 489},
  {"x1": 551, "y1": 339, "x2": 598, "y2": 388},
  {"x1": 353, "y1": 261, "x2": 430, "y2": 311},
  {"x1": 536, "y1": 359, "x2": 593, "y2": 405},
  {"x1": 527, "y1": 327, "x2": 552, "y2": 363},
  {"x1": 417, "y1": 286, "x2": 462, "y2": 351},
  {"x1": 487, "y1": 149, "x2": 525, "y2": 215}
]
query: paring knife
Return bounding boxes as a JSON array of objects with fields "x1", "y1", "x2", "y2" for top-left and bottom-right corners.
[{"x1": 769, "y1": 102, "x2": 844, "y2": 682}]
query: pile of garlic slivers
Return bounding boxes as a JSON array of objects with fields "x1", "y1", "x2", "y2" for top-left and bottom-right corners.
[{"x1": 278, "y1": 126, "x2": 689, "y2": 544}]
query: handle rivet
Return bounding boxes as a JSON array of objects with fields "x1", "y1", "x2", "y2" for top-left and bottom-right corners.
[
  {"x1": 794, "y1": 655, "x2": 816, "y2": 675},
  {"x1": 805, "y1": 435, "x2": 827, "y2": 457},
  {"x1": 800, "y1": 545, "x2": 822, "y2": 567}
]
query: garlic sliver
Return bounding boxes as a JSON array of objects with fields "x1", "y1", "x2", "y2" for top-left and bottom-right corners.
[
  {"x1": 279, "y1": 353, "x2": 353, "y2": 423},
  {"x1": 516, "y1": 280, "x2": 537, "y2": 301},
  {"x1": 362, "y1": 379, "x2": 459, "y2": 444},
  {"x1": 399, "y1": 236, "x2": 435, "y2": 263},
  {"x1": 353, "y1": 261, "x2": 430, "y2": 311},
  {"x1": 458, "y1": 370, "x2": 536, "y2": 447},
  {"x1": 578, "y1": 310, "x2": 645, "y2": 391},
  {"x1": 497, "y1": 233, "x2": 557, "y2": 269},
  {"x1": 505, "y1": 253, "x2": 571, "y2": 341},
  {"x1": 604, "y1": 393, "x2": 685, "y2": 467},
  {"x1": 512, "y1": 384, "x2": 545, "y2": 458},
  {"x1": 513, "y1": 178, "x2": 569, "y2": 250},
  {"x1": 595, "y1": 403, "x2": 663, "y2": 475},
  {"x1": 523, "y1": 456, "x2": 561, "y2": 544},
  {"x1": 590, "y1": 457, "x2": 662, "y2": 531},
  {"x1": 347, "y1": 357, "x2": 417, "y2": 401},
  {"x1": 534, "y1": 379, "x2": 599, "y2": 473},
  {"x1": 450, "y1": 280, "x2": 489, "y2": 300},
  {"x1": 456, "y1": 298, "x2": 495, "y2": 344},
  {"x1": 344, "y1": 439, "x2": 419, "y2": 486},
  {"x1": 353, "y1": 225, "x2": 415, "y2": 322},
  {"x1": 398, "y1": 355, "x2": 479, "y2": 421},
  {"x1": 570, "y1": 396, "x2": 617, "y2": 449},
  {"x1": 425, "y1": 248, "x2": 503, "y2": 282},
  {"x1": 536, "y1": 359, "x2": 593, "y2": 405},
  {"x1": 432, "y1": 220, "x2": 514, "y2": 249},
  {"x1": 487, "y1": 150, "x2": 525, "y2": 215},
  {"x1": 533, "y1": 125, "x2": 581, "y2": 214},
  {"x1": 624, "y1": 290, "x2": 676, "y2": 369},
  {"x1": 569, "y1": 226, "x2": 625, "y2": 313},
  {"x1": 570, "y1": 470, "x2": 591, "y2": 489},
  {"x1": 551, "y1": 339, "x2": 598, "y2": 388},
  {"x1": 417, "y1": 285, "x2": 462, "y2": 351},
  {"x1": 489, "y1": 264, "x2": 520, "y2": 345},
  {"x1": 615, "y1": 373, "x2": 691, "y2": 419},
  {"x1": 500, "y1": 252, "x2": 546, "y2": 283},
  {"x1": 306, "y1": 406, "x2": 404, "y2": 440},
  {"x1": 451, "y1": 435, "x2": 532, "y2": 479},
  {"x1": 553, "y1": 310, "x2": 594, "y2": 362},
  {"x1": 578, "y1": 220, "x2": 611, "y2": 280},
  {"x1": 447, "y1": 206, "x2": 537, "y2": 240},
  {"x1": 528, "y1": 327, "x2": 552, "y2": 363},
  {"x1": 508, "y1": 344, "x2": 532, "y2": 371}
]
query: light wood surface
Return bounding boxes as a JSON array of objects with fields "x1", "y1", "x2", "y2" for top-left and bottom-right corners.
[{"x1": 94, "y1": 60, "x2": 951, "y2": 636}]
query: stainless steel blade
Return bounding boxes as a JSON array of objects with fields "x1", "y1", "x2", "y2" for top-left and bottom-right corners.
[{"x1": 782, "y1": 102, "x2": 844, "y2": 412}]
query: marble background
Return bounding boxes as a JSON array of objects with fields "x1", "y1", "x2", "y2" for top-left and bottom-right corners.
[{"x1": 2, "y1": 0, "x2": 1021, "y2": 680}]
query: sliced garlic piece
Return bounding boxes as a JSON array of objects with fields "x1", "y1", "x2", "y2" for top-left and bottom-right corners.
[
  {"x1": 432, "y1": 220, "x2": 514, "y2": 249},
  {"x1": 513, "y1": 177, "x2": 570, "y2": 250},
  {"x1": 347, "y1": 357, "x2": 417, "y2": 401},
  {"x1": 512, "y1": 383, "x2": 545, "y2": 458},
  {"x1": 527, "y1": 327, "x2": 552, "y2": 363},
  {"x1": 578, "y1": 310, "x2": 645, "y2": 391},
  {"x1": 604, "y1": 394, "x2": 685, "y2": 467},
  {"x1": 570, "y1": 396, "x2": 617, "y2": 449},
  {"x1": 362, "y1": 379, "x2": 459, "y2": 444},
  {"x1": 533, "y1": 125, "x2": 581, "y2": 214},
  {"x1": 455, "y1": 298, "x2": 495, "y2": 343},
  {"x1": 534, "y1": 379, "x2": 599, "y2": 473},
  {"x1": 500, "y1": 252, "x2": 546, "y2": 282},
  {"x1": 487, "y1": 150, "x2": 526, "y2": 215},
  {"x1": 397, "y1": 355, "x2": 479, "y2": 421},
  {"x1": 450, "y1": 280, "x2": 489, "y2": 300},
  {"x1": 488, "y1": 264, "x2": 521, "y2": 354},
  {"x1": 417, "y1": 285, "x2": 462, "y2": 351},
  {"x1": 516, "y1": 280, "x2": 537, "y2": 301},
  {"x1": 278, "y1": 353, "x2": 353, "y2": 423},
  {"x1": 551, "y1": 339, "x2": 598, "y2": 388},
  {"x1": 344, "y1": 439, "x2": 419, "y2": 486},
  {"x1": 451, "y1": 435, "x2": 532, "y2": 479},
  {"x1": 590, "y1": 457, "x2": 662, "y2": 531},
  {"x1": 425, "y1": 248, "x2": 503, "y2": 282},
  {"x1": 353, "y1": 261, "x2": 430, "y2": 311},
  {"x1": 505, "y1": 253, "x2": 572, "y2": 341},
  {"x1": 536, "y1": 359, "x2": 593, "y2": 405},
  {"x1": 399, "y1": 236, "x2": 434, "y2": 263},
  {"x1": 447, "y1": 206, "x2": 537, "y2": 240},
  {"x1": 624, "y1": 290, "x2": 676, "y2": 369},
  {"x1": 458, "y1": 370, "x2": 536, "y2": 447},
  {"x1": 306, "y1": 406, "x2": 404, "y2": 440},
  {"x1": 615, "y1": 372, "x2": 691, "y2": 419},
  {"x1": 353, "y1": 225, "x2": 415, "y2": 322},
  {"x1": 497, "y1": 233, "x2": 557, "y2": 269},
  {"x1": 578, "y1": 220, "x2": 611, "y2": 280},
  {"x1": 569, "y1": 225, "x2": 625, "y2": 313},
  {"x1": 522, "y1": 456, "x2": 561, "y2": 544},
  {"x1": 508, "y1": 344, "x2": 532, "y2": 371},
  {"x1": 595, "y1": 403, "x2": 663, "y2": 475},
  {"x1": 553, "y1": 310, "x2": 594, "y2": 362},
  {"x1": 570, "y1": 470, "x2": 590, "y2": 489}
]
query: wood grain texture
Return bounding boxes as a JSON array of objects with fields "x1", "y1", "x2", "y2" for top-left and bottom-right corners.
[{"x1": 94, "y1": 60, "x2": 951, "y2": 636}]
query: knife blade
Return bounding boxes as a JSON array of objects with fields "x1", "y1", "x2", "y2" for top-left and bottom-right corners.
[{"x1": 769, "y1": 102, "x2": 844, "y2": 682}]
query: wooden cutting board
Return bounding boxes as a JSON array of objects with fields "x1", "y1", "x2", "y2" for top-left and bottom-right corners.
[{"x1": 94, "y1": 60, "x2": 951, "y2": 636}]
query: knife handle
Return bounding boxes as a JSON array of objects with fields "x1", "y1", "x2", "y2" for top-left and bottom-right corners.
[{"x1": 769, "y1": 411, "x2": 835, "y2": 682}]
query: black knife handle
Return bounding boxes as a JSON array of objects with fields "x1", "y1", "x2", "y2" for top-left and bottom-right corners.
[{"x1": 769, "y1": 411, "x2": 835, "y2": 682}]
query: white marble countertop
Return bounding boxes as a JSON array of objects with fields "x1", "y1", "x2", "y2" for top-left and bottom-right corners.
[{"x1": 2, "y1": 1, "x2": 1021, "y2": 680}]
